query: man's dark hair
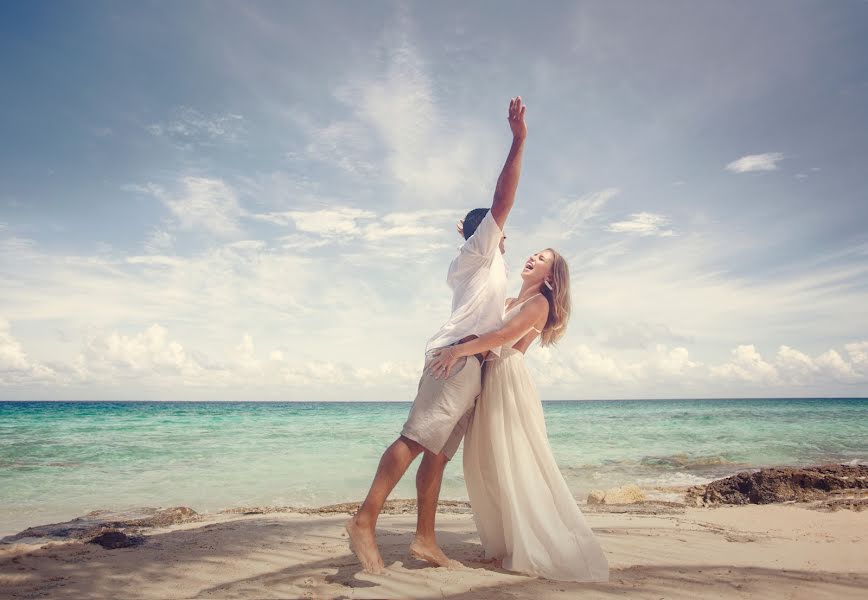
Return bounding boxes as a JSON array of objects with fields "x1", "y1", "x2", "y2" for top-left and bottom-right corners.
[{"x1": 462, "y1": 208, "x2": 489, "y2": 240}]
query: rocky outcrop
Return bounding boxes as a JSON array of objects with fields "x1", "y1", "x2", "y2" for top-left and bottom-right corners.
[
  {"x1": 587, "y1": 484, "x2": 647, "y2": 505},
  {"x1": 88, "y1": 530, "x2": 145, "y2": 549},
  {"x1": 0, "y1": 506, "x2": 200, "y2": 546},
  {"x1": 108, "y1": 506, "x2": 199, "y2": 528},
  {"x1": 686, "y1": 464, "x2": 868, "y2": 506}
]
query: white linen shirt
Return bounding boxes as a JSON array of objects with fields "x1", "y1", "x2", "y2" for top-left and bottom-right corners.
[{"x1": 425, "y1": 211, "x2": 508, "y2": 356}]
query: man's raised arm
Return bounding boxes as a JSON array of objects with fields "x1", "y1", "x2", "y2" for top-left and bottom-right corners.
[{"x1": 490, "y1": 96, "x2": 528, "y2": 230}]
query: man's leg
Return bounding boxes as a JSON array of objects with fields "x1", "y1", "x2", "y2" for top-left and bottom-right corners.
[
  {"x1": 409, "y1": 449, "x2": 462, "y2": 568},
  {"x1": 346, "y1": 435, "x2": 424, "y2": 573}
]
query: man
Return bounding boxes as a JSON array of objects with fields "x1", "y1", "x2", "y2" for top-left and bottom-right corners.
[{"x1": 346, "y1": 96, "x2": 528, "y2": 573}]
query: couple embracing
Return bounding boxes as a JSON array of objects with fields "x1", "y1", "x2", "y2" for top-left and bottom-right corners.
[{"x1": 346, "y1": 97, "x2": 609, "y2": 583}]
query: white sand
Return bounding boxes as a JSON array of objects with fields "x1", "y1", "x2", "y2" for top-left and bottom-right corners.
[{"x1": 1, "y1": 503, "x2": 866, "y2": 599}]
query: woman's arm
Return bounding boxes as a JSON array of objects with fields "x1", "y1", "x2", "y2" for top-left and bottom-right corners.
[{"x1": 429, "y1": 296, "x2": 547, "y2": 379}]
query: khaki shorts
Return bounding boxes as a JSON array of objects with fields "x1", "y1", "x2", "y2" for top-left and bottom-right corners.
[{"x1": 400, "y1": 349, "x2": 482, "y2": 460}]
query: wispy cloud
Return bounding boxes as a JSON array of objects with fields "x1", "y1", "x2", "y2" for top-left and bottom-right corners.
[
  {"x1": 725, "y1": 152, "x2": 785, "y2": 173},
  {"x1": 528, "y1": 188, "x2": 620, "y2": 243},
  {"x1": 143, "y1": 228, "x2": 174, "y2": 253},
  {"x1": 292, "y1": 15, "x2": 497, "y2": 205},
  {"x1": 127, "y1": 178, "x2": 244, "y2": 237},
  {"x1": 562, "y1": 188, "x2": 619, "y2": 231},
  {"x1": 251, "y1": 206, "x2": 456, "y2": 243},
  {"x1": 607, "y1": 212, "x2": 674, "y2": 237},
  {"x1": 251, "y1": 207, "x2": 375, "y2": 236},
  {"x1": 302, "y1": 120, "x2": 379, "y2": 177},
  {"x1": 147, "y1": 107, "x2": 245, "y2": 148}
]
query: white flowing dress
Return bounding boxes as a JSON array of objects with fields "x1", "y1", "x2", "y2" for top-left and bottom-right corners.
[{"x1": 463, "y1": 299, "x2": 610, "y2": 582}]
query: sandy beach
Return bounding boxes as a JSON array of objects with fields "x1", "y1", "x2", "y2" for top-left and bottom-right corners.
[{"x1": 1, "y1": 499, "x2": 866, "y2": 600}]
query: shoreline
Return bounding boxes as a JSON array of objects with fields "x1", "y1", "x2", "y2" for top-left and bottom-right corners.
[
  {"x1": 0, "y1": 495, "x2": 687, "y2": 546},
  {"x1": 4, "y1": 461, "x2": 865, "y2": 543},
  {"x1": 2, "y1": 500, "x2": 866, "y2": 599},
  {"x1": 3, "y1": 465, "x2": 867, "y2": 598},
  {"x1": 0, "y1": 480, "x2": 698, "y2": 541}
]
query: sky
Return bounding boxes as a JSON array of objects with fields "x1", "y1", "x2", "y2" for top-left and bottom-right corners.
[{"x1": 1, "y1": 0, "x2": 867, "y2": 401}]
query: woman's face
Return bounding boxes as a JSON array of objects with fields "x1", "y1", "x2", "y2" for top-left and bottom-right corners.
[{"x1": 520, "y1": 249, "x2": 555, "y2": 285}]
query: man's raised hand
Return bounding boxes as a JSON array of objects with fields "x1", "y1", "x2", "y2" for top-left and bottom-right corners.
[{"x1": 508, "y1": 96, "x2": 527, "y2": 140}]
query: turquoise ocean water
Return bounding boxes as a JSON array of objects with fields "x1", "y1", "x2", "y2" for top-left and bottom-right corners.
[{"x1": 1, "y1": 399, "x2": 867, "y2": 537}]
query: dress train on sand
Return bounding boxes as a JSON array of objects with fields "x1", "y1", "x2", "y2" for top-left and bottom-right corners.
[{"x1": 463, "y1": 347, "x2": 609, "y2": 582}]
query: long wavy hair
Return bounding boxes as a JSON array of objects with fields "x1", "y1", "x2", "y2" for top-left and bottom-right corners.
[{"x1": 538, "y1": 248, "x2": 571, "y2": 346}]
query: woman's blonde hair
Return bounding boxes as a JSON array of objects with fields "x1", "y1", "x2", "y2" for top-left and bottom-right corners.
[{"x1": 539, "y1": 248, "x2": 571, "y2": 347}]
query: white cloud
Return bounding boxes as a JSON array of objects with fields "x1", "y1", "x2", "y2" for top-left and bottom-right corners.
[
  {"x1": 528, "y1": 188, "x2": 620, "y2": 243},
  {"x1": 709, "y1": 343, "x2": 864, "y2": 386},
  {"x1": 607, "y1": 212, "x2": 674, "y2": 237},
  {"x1": 146, "y1": 107, "x2": 245, "y2": 148},
  {"x1": 561, "y1": 189, "x2": 619, "y2": 232},
  {"x1": 225, "y1": 240, "x2": 266, "y2": 252},
  {"x1": 0, "y1": 318, "x2": 31, "y2": 372},
  {"x1": 646, "y1": 345, "x2": 700, "y2": 377},
  {"x1": 252, "y1": 207, "x2": 375, "y2": 237},
  {"x1": 528, "y1": 338, "x2": 868, "y2": 399},
  {"x1": 75, "y1": 324, "x2": 203, "y2": 380},
  {"x1": 303, "y1": 120, "x2": 378, "y2": 177},
  {"x1": 144, "y1": 228, "x2": 174, "y2": 253},
  {"x1": 363, "y1": 209, "x2": 455, "y2": 241},
  {"x1": 169, "y1": 177, "x2": 244, "y2": 236},
  {"x1": 725, "y1": 152, "x2": 785, "y2": 173},
  {"x1": 846, "y1": 341, "x2": 868, "y2": 372},
  {"x1": 251, "y1": 206, "x2": 457, "y2": 244},
  {"x1": 711, "y1": 345, "x2": 779, "y2": 383},
  {"x1": 775, "y1": 344, "x2": 818, "y2": 384},
  {"x1": 3, "y1": 294, "x2": 868, "y2": 397},
  {"x1": 131, "y1": 177, "x2": 244, "y2": 237},
  {"x1": 594, "y1": 321, "x2": 691, "y2": 350},
  {"x1": 277, "y1": 234, "x2": 329, "y2": 251},
  {"x1": 125, "y1": 255, "x2": 186, "y2": 268},
  {"x1": 814, "y1": 349, "x2": 856, "y2": 379},
  {"x1": 0, "y1": 318, "x2": 56, "y2": 385},
  {"x1": 67, "y1": 323, "x2": 421, "y2": 394},
  {"x1": 293, "y1": 16, "x2": 497, "y2": 205},
  {"x1": 235, "y1": 333, "x2": 260, "y2": 372}
]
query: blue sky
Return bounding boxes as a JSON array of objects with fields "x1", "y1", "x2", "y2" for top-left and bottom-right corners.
[{"x1": 1, "y1": 1, "x2": 867, "y2": 400}]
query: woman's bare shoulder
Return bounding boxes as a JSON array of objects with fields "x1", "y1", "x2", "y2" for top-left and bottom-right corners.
[{"x1": 525, "y1": 294, "x2": 549, "y2": 314}]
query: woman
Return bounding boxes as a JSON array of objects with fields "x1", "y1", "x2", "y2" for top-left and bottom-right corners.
[{"x1": 428, "y1": 248, "x2": 609, "y2": 583}]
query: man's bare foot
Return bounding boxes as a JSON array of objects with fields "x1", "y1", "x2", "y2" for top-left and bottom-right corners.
[
  {"x1": 409, "y1": 537, "x2": 463, "y2": 569},
  {"x1": 345, "y1": 517, "x2": 385, "y2": 574}
]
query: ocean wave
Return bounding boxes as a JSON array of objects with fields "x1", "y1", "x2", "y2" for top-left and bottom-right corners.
[
  {"x1": 638, "y1": 454, "x2": 740, "y2": 470},
  {"x1": 0, "y1": 459, "x2": 82, "y2": 468},
  {"x1": 636, "y1": 472, "x2": 714, "y2": 488},
  {"x1": 565, "y1": 454, "x2": 742, "y2": 474}
]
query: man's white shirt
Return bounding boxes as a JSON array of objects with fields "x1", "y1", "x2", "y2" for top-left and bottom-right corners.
[{"x1": 425, "y1": 211, "x2": 508, "y2": 356}]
